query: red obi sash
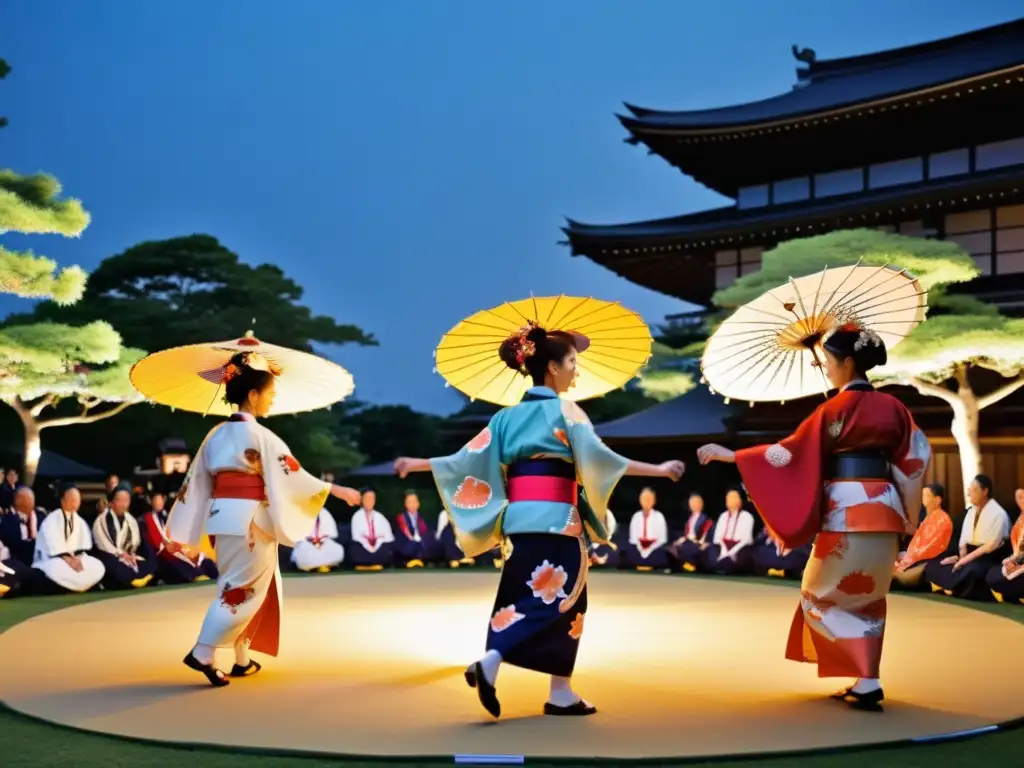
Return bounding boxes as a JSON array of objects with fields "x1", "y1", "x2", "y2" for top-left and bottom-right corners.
[
  {"x1": 506, "y1": 459, "x2": 577, "y2": 505},
  {"x1": 212, "y1": 471, "x2": 266, "y2": 501}
]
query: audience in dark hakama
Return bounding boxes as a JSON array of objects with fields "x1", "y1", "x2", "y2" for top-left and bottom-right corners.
[
  {"x1": 893, "y1": 483, "x2": 955, "y2": 590},
  {"x1": 140, "y1": 492, "x2": 218, "y2": 584},
  {"x1": 702, "y1": 488, "x2": 756, "y2": 575},
  {"x1": 985, "y1": 488, "x2": 1024, "y2": 603},
  {"x1": 91, "y1": 485, "x2": 158, "y2": 590},
  {"x1": 0, "y1": 502, "x2": 31, "y2": 598},
  {"x1": 291, "y1": 509, "x2": 345, "y2": 572},
  {"x1": 751, "y1": 529, "x2": 811, "y2": 579},
  {"x1": 348, "y1": 488, "x2": 396, "y2": 570},
  {"x1": 394, "y1": 491, "x2": 443, "y2": 567},
  {"x1": 622, "y1": 488, "x2": 670, "y2": 570},
  {"x1": 926, "y1": 474, "x2": 1011, "y2": 601},
  {"x1": 0, "y1": 468, "x2": 22, "y2": 510},
  {"x1": 437, "y1": 510, "x2": 474, "y2": 567},
  {"x1": 589, "y1": 509, "x2": 621, "y2": 568},
  {"x1": 0, "y1": 486, "x2": 38, "y2": 565},
  {"x1": 31, "y1": 483, "x2": 105, "y2": 593},
  {"x1": 668, "y1": 492, "x2": 713, "y2": 572}
]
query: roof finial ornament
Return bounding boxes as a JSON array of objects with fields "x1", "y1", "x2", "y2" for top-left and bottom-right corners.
[{"x1": 791, "y1": 45, "x2": 816, "y2": 65}]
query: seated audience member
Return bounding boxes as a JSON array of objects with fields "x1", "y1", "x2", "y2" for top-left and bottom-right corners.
[
  {"x1": 291, "y1": 508, "x2": 345, "y2": 572},
  {"x1": 986, "y1": 488, "x2": 1024, "y2": 603},
  {"x1": 92, "y1": 484, "x2": 158, "y2": 589},
  {"x1": 0, "y1": 467, "x2": 22, "y2": 510},
  {"x1": 622, "y1": 488, "x2": 670, "y2": 570},
  {"x1": 668, "y1": 492, "x2": 713, "y2": 572},
  {"x1": 0, "y1": 486, "x2": 38, "y2": 565},
  {"x1": 32, "y1": 482, "x2": 105, "y2": 593},
  {"x1": 0, "y1": 534, "x2": 29, "y2": 598},
  {"x1": 702, "y1": 488, "x2": 756, "y2": 575},
  {"x1": 394, "y1": 491, "x2": 444, "y2": 567},
  {"x1": 752, "y1": 528, "x2": 810, "y2": 579},
  {"x1": 893, "y1": 483, "x2": 954, "y2": 590},
  {"x1": 348, "y1": 488, "x2": 395, "y2": 570},
  {"x1": 437, "y1": 509, "x2": 474, "y2": 567},
  {"x1": 140, "y1": 493, "x2": 218, "y2": 584},
  {"x1": 926, "y1": 474, "x2": 1011, "y2": 601},
  {"x1": 589, "y1": 509, "x2": 621, "y2": 568}
]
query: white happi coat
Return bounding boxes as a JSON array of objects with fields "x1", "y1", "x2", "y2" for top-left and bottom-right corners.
[
  {"x1": 168, "y1": 415, "x2": 331, "y2": 656},
  {"x1": 33, "y1": 509, "x2": 105, "y2": 592},
  {"x1": 350, "y1": 508, "x2": 394, "y2": 553},
  {"x1": 291, "y1": 509, "x2": 345, "y2": 571},
  {"x1": 628, "y1": 509, "x2": 668, "y2": 558}
]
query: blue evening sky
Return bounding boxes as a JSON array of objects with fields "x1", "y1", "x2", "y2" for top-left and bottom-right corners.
[{"x1": 1, "y1": 1, "x2": 1019, "y2": 413}]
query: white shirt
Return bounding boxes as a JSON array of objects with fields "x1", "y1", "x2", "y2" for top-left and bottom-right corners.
[
  {"x1": 350, "y1": 508, "x2": 394, "y2": 552},
  {"x1": 959, "y1": 499, "x2": 1011, "y2": 549},
  {"x1": 628, "y1": 509, "x2": 667, "y2": 550},
  {"x1": 712, "y1": 509, "x2": 755, "y2": 555}
]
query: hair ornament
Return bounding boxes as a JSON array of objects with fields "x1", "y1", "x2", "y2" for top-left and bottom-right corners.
[
  {"x1": 853, "y1": 328, "x2": 882, "y2": 351},
  {"x1": 511, "y1": 324, "x2": 538, "y2": 372}
]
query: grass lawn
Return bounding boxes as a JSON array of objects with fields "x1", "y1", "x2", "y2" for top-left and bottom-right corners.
[{"x1": 2, "y1": 572, "x2": 1022, "y2": 768}]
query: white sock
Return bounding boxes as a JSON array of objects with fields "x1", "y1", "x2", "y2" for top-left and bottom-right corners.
[
  {"x1": 548, "y1": 675, "x2": 581, "y2": 707},
  {"x1": 234, "y1": 639, "x2": 251, "y2": 667},
  {"x1": 851, "y1": 677, "x2": 881, "y2": 694},
  {"x1": 479, "y1": 649, "x2": 502, "y2": 685},
  {"x1": 192, "y1": 642, "x2": 215, "y2": 666}
]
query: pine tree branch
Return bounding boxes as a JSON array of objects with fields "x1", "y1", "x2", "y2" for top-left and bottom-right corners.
[
  {"x1": 38, "y1": 400, "x2": 134, "y2": 430},
  {"x1": 977, "y1": 374, "x2": 1024, "y2": 410},
  {"x1": 907, "y1": 376, "x2": 960, "y2": 407},
  {"x1": 28, "y1": 394, "x2": 57, "y2": 417}
]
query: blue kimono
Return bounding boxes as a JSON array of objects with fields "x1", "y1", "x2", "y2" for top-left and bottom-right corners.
[{"x1": 430, "y1": 386, "x2": 628, "y2": 677}]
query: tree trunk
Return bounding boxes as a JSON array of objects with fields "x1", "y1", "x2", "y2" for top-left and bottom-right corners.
[{"x1": 7, "y1": 397, "x2": 42, "y2": 486}]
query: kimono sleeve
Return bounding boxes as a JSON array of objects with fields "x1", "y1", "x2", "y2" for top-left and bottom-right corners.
[
  {"x1": 890, "y1": 407, "x2": 932, "y2": 529},
  {"x1": 735, "y1": 404, "x2": 830, "y2": 549},
  {"x1": 256, "y1": 425, "x2": 332, "y2": 546},
  {"x1": 429, "y1": 413, "x2": 508, "y2": 558},
  {"x1": 560, "y1": 400, "x2": 629, "y2": 544},
  {"x1": 167, "y1": 424, "x2": 222, "y2": 550}
]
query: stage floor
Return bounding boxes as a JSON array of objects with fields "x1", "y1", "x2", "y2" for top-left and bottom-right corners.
[{"x1": 2, "y1": 570, "x2": 1022, "y2": 761}]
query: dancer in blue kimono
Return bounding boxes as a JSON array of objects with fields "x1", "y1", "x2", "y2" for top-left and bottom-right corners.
[{"x1": 395, "y1": 324, "x2": 684, "y2": 719}]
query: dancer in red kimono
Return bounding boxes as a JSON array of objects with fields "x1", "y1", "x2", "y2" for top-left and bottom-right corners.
[{"x1": 698, "y1": 323, "x2": 931, "y2": 712}]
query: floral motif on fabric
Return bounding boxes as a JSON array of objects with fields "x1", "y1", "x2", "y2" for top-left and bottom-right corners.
[
  {"x1": 559, "y1": 399, "x2": 591, "y2": 427},
  {"x1": 553, "y1": 428, "x2": 569, "y2": 447},
  {"x1": 490, "y1": 604, "x2": 525, "y2": 633},
  {"x1": 860, "y1": 598, "x2": 888, "y2": 620},
  {"x1": 801, "y1": 589, "x2": 837, "y2": 622},
  {"x1": 827, "y1": 418, "x2": 844, "y2": 440},
  {"x1": 278, "y1": 455, "x2": 300, "y2": 474},
  {"x1": 452, "y1": 476, "x2": 492, "y2": 509},
  {"x1": 764, "y1": 443, "x2": 793, "y2": 468},
  {"x1": 568, "y1": 612, "x2": 585, "y2": 640},
  {"x1": 220, "y1": 582, "x2": 256, "y2": 614},
  {"x1": 466, "y1": 427, "x2": 492, "y2": 454},
  {"x1": 501, "y1": 537, "x2": 515, "y2": 562},
  {"x1": 812, "y1": 532, "x2": 848, "y2": 560},
  {"x1": 244, "y1": 449, "x2": 262, "y2": 470},
  {"x1": 836, "y1": 571, "x2": 876, "y2": 595},
  {"x1": 527, "y1": 560, "x2": 569, "y2": 605},
  {"x1": 860, "y1": 481, "x2": 889, "y2": 499}
]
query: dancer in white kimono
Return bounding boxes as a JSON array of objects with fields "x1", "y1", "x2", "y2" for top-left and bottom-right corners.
[
  {"x1": 291, "y1": 509, "x2": 345, "y2": 572},
  {"x1": 167, "y1": 352, "x2": 362, "y2": 686},
  {"x1": 32, "y1": 483, "x2": 105, "y2": 593}
]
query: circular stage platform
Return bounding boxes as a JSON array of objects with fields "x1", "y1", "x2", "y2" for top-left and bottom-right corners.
[{"x1": 2, "y1": 570, "x2": 1023, "y2": 762}]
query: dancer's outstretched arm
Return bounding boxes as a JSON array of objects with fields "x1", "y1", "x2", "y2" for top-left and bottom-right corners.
[{"x1": 396, "y1": 457, "x2": 683, "y2": 481}]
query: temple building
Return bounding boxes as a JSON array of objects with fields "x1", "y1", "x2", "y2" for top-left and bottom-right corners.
[{"x1": 565, "y1": 19, "x2": 1024, "y2": 515}]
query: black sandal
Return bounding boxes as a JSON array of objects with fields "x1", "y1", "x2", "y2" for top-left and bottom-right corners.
[
  {"x1": 464, "y1": 661, "x2": 500, "y2": 719},
  {"x1": 183, "y1": 653, "x2": 229, "y2": 687},
  {"x1": 230, "y1": 660, "x2": 262, "y2": 678},
  {"x1": 544, "y1": 699, "x2": 597, "y2": 716},
  {"x1": 833, "y1": 687, "x2": 884, "y2": 712}
]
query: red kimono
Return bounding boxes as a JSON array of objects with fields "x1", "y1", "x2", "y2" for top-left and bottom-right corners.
[{"x1": 735, "y1": 381, "x2": 931, "y2": 679}]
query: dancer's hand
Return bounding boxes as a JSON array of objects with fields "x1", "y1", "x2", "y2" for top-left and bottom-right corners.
[
  {"x1": 331, "y1": 485, "x2": 362, "y2": 506},
  {"x1": 697, "y1": 444, "x2": 735, "y2": 464},
  {"x1": 659, "y1": 460, "x2": 685, "y2": 481},
  {"x1": 393, "y1": 457, "x2": 430, "y2": 479}
]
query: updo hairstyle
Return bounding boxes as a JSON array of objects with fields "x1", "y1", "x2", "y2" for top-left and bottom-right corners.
[
  {"x1": 822, "y1": 323, "x2": 887, "y2": 377},
  {"x1": 499, "y1": 325, "x2": 576, "y2": 386},
  {"x1": 223, "y1": 352, "x2": 276, "y2": 406}
]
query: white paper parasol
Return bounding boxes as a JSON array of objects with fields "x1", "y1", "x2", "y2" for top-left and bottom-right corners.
[{"x1": 700, "y1": 262, "x2": 927, "y2": 404}]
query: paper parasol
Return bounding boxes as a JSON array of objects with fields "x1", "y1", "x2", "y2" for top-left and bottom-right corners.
[
  {"x1": 433, "y1": 295, "x2": 653, "y2": 406},
  {"x1": 700, "y1": 263, "x2": 927, "y2": 404},
  {"x1": 129, "y1": 331, "x2": 355, "y2": 417}
]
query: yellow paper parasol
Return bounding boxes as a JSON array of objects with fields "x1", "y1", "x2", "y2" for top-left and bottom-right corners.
[
  {"x1": 700, "y1": 262, "x2": 927, "y2": 404},
  {"x1": 433, "y1": 295, "x2": 653, "y2": 406},
  {"x1": 129, "y1": 331, "x2": 355, "y2": 417}
]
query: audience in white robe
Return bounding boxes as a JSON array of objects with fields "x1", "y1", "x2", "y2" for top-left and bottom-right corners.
[
  {"x1": 92, "y1": 485, "x2": 158, "y2": 589},
  {"x1": 702, "y1": 488, "x2": 756, "y2": 575},
  {"x1": 32, "y1": 483, "x2": 105, "y2": 593},
  {"x1": 291, "y1": 509, "x2": 345, "y2": 572},
  {"x1": 348, "y1": 489, "x2": 395, "y2": 570},
  {"x1": 622, "y1": 488, "x2": 670, "y2": 570}
]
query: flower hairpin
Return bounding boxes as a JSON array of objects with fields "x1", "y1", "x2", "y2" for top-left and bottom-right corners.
[
  {"x1": 221, "y1": 362, "x2": 241, "y2": 383},
  {"x1": 513, "y1": 324, "x2": 537, "y2": 373},
  {"x1": 853, "y1": 328, "x2": 882, "y2": 351}
]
